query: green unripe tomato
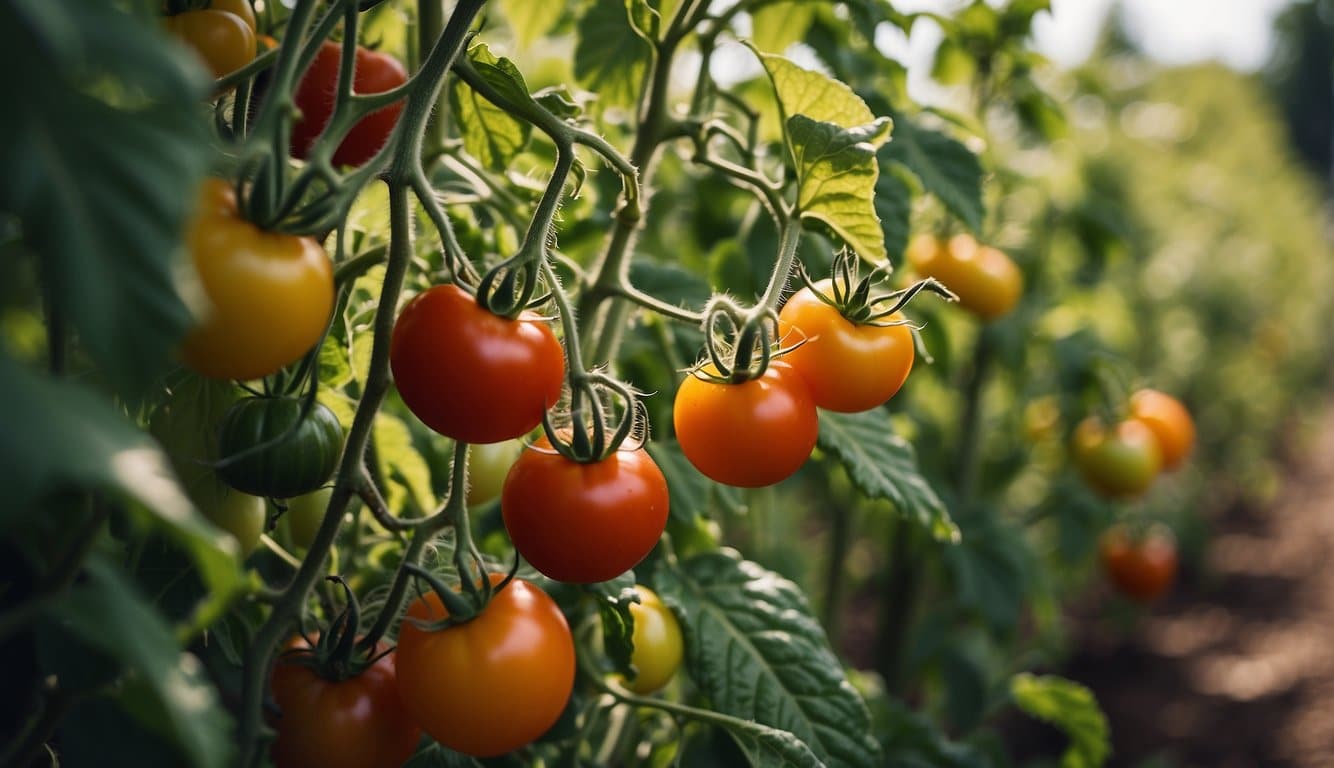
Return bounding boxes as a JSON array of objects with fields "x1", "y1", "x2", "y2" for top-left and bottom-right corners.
[
  {"x1": 217, "y1": 397, "x2": 344, "y2": 498},
  {"x1": 466, "y1": 440, "x2": 522, "y2": 508},
  {"x1": 196, "y1": 481, "x2": 266, "y2": 555},
  {"x1": 284, "y1": 487, "x2": 332, "y2": 550}
]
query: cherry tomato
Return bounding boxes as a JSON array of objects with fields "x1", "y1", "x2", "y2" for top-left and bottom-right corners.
[
  {"x1": 1023, "y1": 396, "x2": 1061, "y2": 443},
  {"x1": 284, "y1": 487, "x2": 332, "y2": 550},
  {"x1": 395, "y1": 575, "x2": 575, "y2": 757},
  {"x1": 216, "y1": 397, "x2": 344, "y2": 499},
  {"x1": 673, "y1": 361, "x2": 818, "y2": 488},
  {"x1": 165, "y1": 0, "x2": 257, "y2": 79},
  {"x1": 1071, "y1": 416, "x2": 1162, "y2": 499},
  {"x1": 291, "y1": 41, "x2": 408, "y2": 167},
  {"x1": 1099, "y1": 523, "x2": 1178, "y2": 602},
  {"x1": 181, "y1": 179, "x2": 334, "y2": 381},
  {"x1": 502, "y1": 438, "x2": 669, "y2": 583},
  {"x1": 1129, "y1": 389, "x2": 1195, "y2": 471},
  {"x1": 777, "y1": 279, "x2": 915, "y2": 412},
  {"x1": 270, "y1": 640, "x2": 422, "y2": 768},
  {"x1": 467, "y1": 440, "x2": 522, "y2": 507},
  {"x1": 624, "y1": 586, "x2": 683, "y2": 694},
  {"x1": 906, "y1": 233, "x2": 1022, "y2": 321},
  {"x1": 195, "y1": 481, "x2": 266, "y2": 555},
  {"x1": 390, "y1": 284, "x2": 564, "y2": 444}
]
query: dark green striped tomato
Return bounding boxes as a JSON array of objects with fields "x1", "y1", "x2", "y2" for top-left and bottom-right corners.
[{"x1": 217, "y1": 397, "x2": 344, "y2": 498}]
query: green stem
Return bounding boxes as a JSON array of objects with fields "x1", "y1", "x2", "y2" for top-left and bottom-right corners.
[
  {"x1": 955, "y1": 327, "x2": 995, "y2": 505},
  {"x1": 873, "y1": 516, "x2": 922, "y2": 693},
  {"x1": 820, "y1": 497, "x2": 852, "y2": 647},
  {"x1": 418, "y1": 0, "x2": 447, "y2": 156}
]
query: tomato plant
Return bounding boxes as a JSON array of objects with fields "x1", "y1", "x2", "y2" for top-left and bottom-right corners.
[
  {"x1": 502, "y1": 437, "x2": 669, "y2": 583},
  {"x1": 778, "y1": 279, "x2": 915, "y2": 413},
  {"x1": 673, "y1": 362, "x2": 819, "y2": 487},
  {"x1": 291, "y1": 41, "x2": 408, "y2": 167},
  {"x1": 180, "y1": 179, "x2": 335, "y2": 381},
  {"x1": 624, "y1": 586, "x2": 683, "y2": 695},
  {"x1": 164, "y1": 0, "x2": 256, "y2": 79},
  {"x1": 1071, "y1": 416, "x2": 1163, "y2": 499},
  {"x1": 395, "y1": 576, "x2": 575, "y2": 757},
  {"x1": 391, "y1": 283, "x2": 564, "y2": 444},
  {"x1": 1099, "y1": 524, "x2": 1178, "y2": 602},
  {"x1": 906, "y1": 233, "x2": 1023, "y2": 321},
  {"x1": 217, "y1": 397, "x2": 344, "y2": 498},
  {"x1": 269, "y1": 640, "x2": 422, "y2": 768},
  {"x1": 1129, "y1": 388, "x2": 1195, "y2": 470}
]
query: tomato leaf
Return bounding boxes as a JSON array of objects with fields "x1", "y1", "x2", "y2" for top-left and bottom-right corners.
[
  {"x1": 789, "y1": 114, "x2": 891, "y2": 262},
  {"x1": 753, "y1": 49, "x2": 885, "y2": 138},
  {"x1": 0, "y1": 0, "x2": 210, "y2": 397},
  {"x1": 452, "y1": 45, "x2": 533, "y2": 170},
  {"x1": 876, "y1": 160, "x2": 916, "y2": 266},
  {"x1": 881, "y1": 117, "x2": 984, "y2": 233},
  {"x1": 751, "y1": 2, "x2": 816, "y2": 53},
  {"x1": 498, "y1": 0, "x2": 565, "y2": 48},
  {"x1": 658, "y1": 550, "x2": 882, "y2": 768},
  {"x1": 1010, "y1": 674, "x2": 1110, "y2": 768},
  {"x1": 40, "y1": 557, "x2": 233, "y2": 768},
  {"x1": 942, "y1": 511, "x2": 1029, "y2": 631},
  {"x1": 879, "y1": 697, "x2": 991, "y2": 767},
  {"x1": 817, "y1": 410, "x2": 958, "y2": 543},
  {"x1": 588, "y1": 576, "x2": 640, "y2": 676},
  {"x1": 374, "y1": 412, "x2": 436, "y2": 516},
  {"x1": 574, "y1": 0, "x2": 653, "y2": 110}
]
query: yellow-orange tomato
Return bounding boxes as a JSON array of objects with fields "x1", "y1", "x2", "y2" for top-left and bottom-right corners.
[
  {"x1": 777, "y1": 280, "x2": 915, "y2": 413},
  {"x1": 906, "y1": 233, "x2": 1022, "y2": 321},
  {"x1": 1099, "y1": 523, "x2": 1178, "y2": 602},
  {"x1": 165, "y1": 0, "x2": 257, "y2": 79},
  {"x1": 1129, "y1": 389, "x2": 1195, "y2": 471},
  {"x1": 1071, "y1": 417, "x2": 1163, "y2": 499},
  {"x1": 624, "y1": 586, "x2": 684, "y2": 695},
  {"x1": 180, "y1": 179, "x2": 334, "y2": 381}
]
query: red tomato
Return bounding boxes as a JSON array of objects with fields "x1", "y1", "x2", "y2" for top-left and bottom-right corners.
[
  {"x1": 672, "y1": 361, "x2": 818, "y2": 487},
  {"x1": 906, "y1": 233, "x2": 1022, "y2": 321},
  {"x1": 1099, "y1": 523, "x2": 1178, "y2": 602},
  {"x1": 291, "y1": 41, "x2": 408, "y2": 167},
  {"x1": 390, "y1": 284, "x2": 565, "y2": 444},
  {"x1": 502, "y1": 438, "x2": 669, "y2": 583},
  {"x1": 269, "y1": 640, "x2": 422, "y2": 768},
  {"x1": 1129, "y1": 389, "x2": 1195, "y2": 471},
  {"x1": 395, "y1": 576, "x2": 575, "y2": 757},
  {"x1": 1071, "y1": 417, "x2": 1163, "y2": 499},
  {"x1": 777, "y1": 279, "x2": 915, "y2": 412}
]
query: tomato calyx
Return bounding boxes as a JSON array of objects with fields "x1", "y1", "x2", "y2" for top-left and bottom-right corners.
[
  {"x1": 792, "y1": 250, "x2": 956, "y2": 327},
  {"x1": 284, "y1": 577, "x2": 388, "y2": 682},
  {"x1": 400, "y1": 559, "x2": 520, "y2": 631}
]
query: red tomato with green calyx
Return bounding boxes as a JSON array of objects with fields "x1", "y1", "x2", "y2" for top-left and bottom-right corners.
[
  {"x1": 390, "y1": 284, "x2": 565, "y2": 444},
  {"x1": 502, "y1": 437, "x2": 669, "y2": 584},
  {"x1": 1099, "y1": 523, "x2": 1178, "y2": 602},
  {"x1": 1129, "y1": 388, "x2": 1195, "y2": 471},
  {"x1": 291, "y1": 41, "x2": 408, "y2": 167},
  {"x1": 1071, "y1": 416, "x2": 1162, "y2": 499}
]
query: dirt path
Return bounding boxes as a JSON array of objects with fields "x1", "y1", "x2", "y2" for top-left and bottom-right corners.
[{"x1": 1058, "y1": 408, "x2": 1334, "y2": 766}]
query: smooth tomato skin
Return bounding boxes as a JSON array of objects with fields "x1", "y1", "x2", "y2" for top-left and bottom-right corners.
[
  {"x1": 284, "y1": 487, "x2": 332, "y2": 550},
  {"x1": 270, "y1": 641, "x2": 422, "y2": 768},
  {"x1": 906, "y1": 234, "x2": 1022, "y2": 321},
  {"x1": 390, "y1": 284, "x2": 564, "y2": 444},
  {"x1": 216, "y1": 397, "x2": 345, "y2": 498},
  {"x1": 395, "y1": 576, "x2": 575, "y2": 757},
  {"x1": 1129, "y1": 389, "x2": 1195, "y2": 470},
  {"x1": 777, "y1": 280, "x2": 915, "y2": 412},
  {"x1": 466, "y1": 440, "x2": 523, "y2": 507},
  {"x1": 673, "y1": 361, "x2": 818, "y2": 488},
  {"x1": 165, "y1": 8, "x2": 256, "y2": 79},
  {"x1": 1099, "y1": 524, "x2": 1178, "y2": 602},
  {"x1": 181, "y1": 179, "x2": 334, "y2": 381},
  {"x1": 502, "y1": 439, "x2": 669, "y2": 583},
  {"x1": 195, "y1": 482, "x2": 266, "y2": 555},
  {"x1": 1071, "y1": 417, "x2": 1163, "y2": 499},
  {"x1": 625, "y1": 586, "x2": 683, "y2": 695},
  {"x1": 291, "y1": 42, "x2": 408, "y2": 167}
]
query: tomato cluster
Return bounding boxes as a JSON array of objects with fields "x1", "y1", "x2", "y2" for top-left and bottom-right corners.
[
  {"x1": 907, "y1": 233, "x2": 1022, "y2": 321},
  {"x1": 1071, "y1": 389, "x2": 1194, "y2": 499},
  {"x1": 165, "y1": 0, "x2": 257, "y2": 79}
]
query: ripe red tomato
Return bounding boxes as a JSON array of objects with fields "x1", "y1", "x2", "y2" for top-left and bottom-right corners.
[
  {"x1": 1129, "y1": 389, "x2": 1195, "y2": 471},
  {"x1": 395, "y1": 576, "x2": 575, "y2": 757},
  {"x1": 269, "y1": 640, "x2": 422, "y2": 768},
  {"x1": 390, "y1": 284, "x2": 564, "y2": 444},
  {"x1": 1071, "y1": 416, "x2": 1162, "y2": 499},
  {"x1": 181, "y1": 179, "x2": 334, "y2": 381},
  {"x1": 1099, "y1": 523, "x2": 1178, "y2": 602},
  {"x1": 624, "y1": 586, "x2": 683, "y2": 694},
  {"x1": 165, "y1": 0, "x2": 257, "y2": 79},
  {"x1": 291, "y1": 41, "x2": 408, "y2": 167},
  {"x1": 673, "y1": 361, "x2": 818, "y2": 487},
  {"x1": 906, "y1": 233, "x2": 1022, "y2": 321},
  {"x1": 777, "y1": 279, "x2": 915, "y2": 412},
  {"x1": 502, "y1": 438, "x2": 669, "y2": 583}
]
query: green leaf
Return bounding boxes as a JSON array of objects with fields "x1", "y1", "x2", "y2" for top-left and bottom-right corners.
[
  {"x1": 499, "y1": 0, "x2": 565, "y2": 47},
  {"x1": 817, "y1": 410, "x2": 957, "y2": 542},
  {"x1": 452, "y1": 45, "x2": 533, "y2": 170},
  {"x1": 0, "y1": 0, "x2": 211, "y2": 396},
  {"x1": 645, "y1": 440, "x2": 706, "y2": 524},
  {"x1": 1010, "y1": 674, "x2": 1110, "y2": 768},
  {"x1": 880, "y1": 697, "x2": 991, "y2": 768},
  {"x1": 374, "y1": 412, "x2": 436, "y2": 515},
  {"x1": 589, "y1": 577, "x2": 639, "y2": 675},
  {"x1": 882, "y1": 118, "x2": 984, "y2": 233},
  {"x1": 751, "y1": 2, "x2": 816, "y2": 52},
  {"x1": 629, "y1": 260, "x2": 712, "y2": 309},
  {"x1": 876, "y1": 161, "x2": 915, "y2": 265},
  {"x1": 658, "y1": 551, "x2": 882, "y2": 767},
  {"x1": 754, "y1": 49, "x2": 884, "y2": 137},
  {"x1": 726, "y1": 722, "x2": 825, "y2": 768},
  {"x1": 574, "y1": 0, "x2": 653, "y2": 110},
  {"x1": 41, "y1": 558, "x2": 233, "y2": 768},
  {"x1": 0, "y1": 354, "x2": 244, "y2": 626},
  {"x1": 790, "y1": 114, "x2": 891, "y2": 262},
  {"x1": 942, "y1": 512, "x2": 1028, "y2": 631}
]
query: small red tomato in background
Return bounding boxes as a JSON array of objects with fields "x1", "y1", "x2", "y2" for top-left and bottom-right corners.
[
  {"x1": 777, "y1": 279, "x2": 915, "y2": 413},
  {"x1": 390, "y1": 284, "x2": 565, "y2": 444},
  {"x1": 502, "y1": 437, "x2": 669, "y2": 583},
  {"x1": 1099, "y1": 523, "x2": 1178, "y2": 602},
  {"x1": 1071, "y1": 416, "x2": 1163, "y2": 499},
  {"x1": 291, "y1": 41, "x2": 408, "y2": 167},
  {"x1": 673, "y1": 361, "x2": 818, "y2": 488},
  {"x1": 1129, "y1": 388, "x2": 1195, "y2": 471}
]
